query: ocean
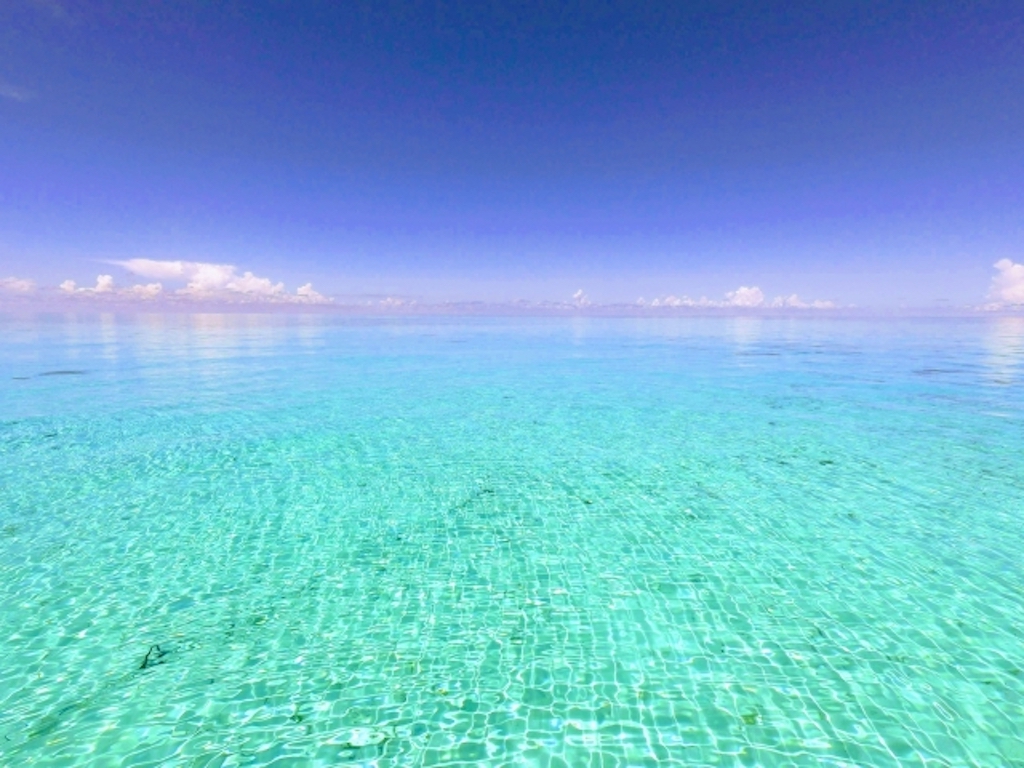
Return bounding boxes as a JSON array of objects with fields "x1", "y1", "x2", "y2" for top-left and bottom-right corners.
[{"x1": 2, "y1": 312, "x2": 1022, "y2": 767}]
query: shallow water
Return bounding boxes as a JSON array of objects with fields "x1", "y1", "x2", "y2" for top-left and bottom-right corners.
[{"x1": 1, "y1": 313, "x2": 1023, "y2": 767}]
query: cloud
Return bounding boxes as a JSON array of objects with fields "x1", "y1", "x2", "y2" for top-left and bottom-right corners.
[
  {"x1": 770, "y1": 293, "x2": 804, "y2": 308},
  {"x1": 59, "y1": 275, "x2": 162, "y2": 299},
  {"x1": 1, "y1": 276, "x2": 35, "y2": 293},
  {"x1": 379, "y1": 296, "x2": 415, "y2": 308},
  {"x1": 116, "y1": 258, "x2": 187, "y2": 280},
  {"x1": 572, "y1": 289, "x2": 591, "y2": 307},
  {"x1": 646, "y1": 285, "x2": 836, "y2": 310},
  {"x1": 724, "y1": 286, "x2": 764, "y2": 307},
  {"x1": 60, "y1": 275, "x2": 114, "y2": 294},
  {"x1": 649, "y1": 295, "x2": 705, "y2": 307},
  {"x1": 124, "y1": 282, "x2": 163, "y2": 299},
  {"x1": 178, "y1": 265, "x2": 284, "y2": 298},
  {"x1": 114, "y1": 259, "x2": 331, "y2": 303},
  {"x1": 296, "y1": 283, "x2": 328, "y2": 303},
  {"x1": 769, "y1": 294, "x2": 836, "y2": 309},
  {"x1": 988, "y1": 259, "x2": 1024, "y2": 308},
  {"x1": 46, "y1": 261, "x2": 325, "y2": 305}
]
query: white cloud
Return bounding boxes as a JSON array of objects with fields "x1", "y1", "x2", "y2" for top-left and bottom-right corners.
[
  {"x1": 724, "y1": 286, "x2": 765, "y2": 307},
  {"x1": 378, "y1": 296, "x2": 417, "y2": 308},
  {"x1": 115, "y1": 259, "x2": 331, "y2": 304},
  {"x1": 988, "y1": 259, "x2": 1024, "y2": 307},
  {"x1": 770, "y1": 293, "x2": 806, "y2": 308},
  {"x1": 59, "y1": 274, "x2": 161, "y2": 299},
  {"x1": 646, "y1": 286, "x2": 836, "y2": 310},
  {"x1": 572, "y1": 289, "x2": 591, "y2": 307},
  {"x1": 651, "y1": 294, "x2": 700, "y2": 307},
  {"x1": 1, "y1": 276, "x2": 35, "y2": 293},
  {"x1": 60, "y1": 275, "x2": 114, "y2": 294},
  {"x1": 296, "y1": 283, "x2": 328, "y2": 303},
  {"x1": 124, "y1": 282, "x2": 163, "y2": 299},
  {"x1": 186, "y1": 268, "x2": 284, "y2": 298},
  {"x1": 117, "y1": 258, "x2": 188, "y2": 280}
]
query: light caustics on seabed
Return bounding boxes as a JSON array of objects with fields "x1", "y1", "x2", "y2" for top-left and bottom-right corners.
[{"x1": 1, "y1": 315, "x2": 1023, "y2": 767}]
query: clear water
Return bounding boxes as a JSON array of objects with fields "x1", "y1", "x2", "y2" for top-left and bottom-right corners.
[{"x1": 2, "y1": 313, "x2": 1023, "y2": 767}]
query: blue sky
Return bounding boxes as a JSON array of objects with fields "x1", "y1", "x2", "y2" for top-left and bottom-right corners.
[{"x1": 2, "y1": 1, "x2": 1023, "y2": 308}]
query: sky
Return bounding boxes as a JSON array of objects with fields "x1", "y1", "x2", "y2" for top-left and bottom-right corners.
[{"x1": 1, "y1": 0, "x2": 1023, "y2": 309}]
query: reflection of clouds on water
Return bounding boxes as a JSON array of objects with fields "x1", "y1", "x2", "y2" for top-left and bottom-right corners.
[
  {"x1": 59, "y1": 313, "x2": 90, "y2": 364},
  {"x1": 570, "y1": 316, "x2": 590, "y2": 346},
  {"x1": 98, "y1": 313, "x2": 119, "y2": 361},
  {"x1": 296, "y1": 317, "x2": 329, "y2": 351},
  {"x1": 983, "y1": 316, "x2": 1024, "y2": 384},
  {"x1": 728, "y1": 316, "x2": 763, "y2": 352},
  {"x1": 188, "y1": 313, "x2": 281, "y2": 361},
  {"x1": 126, "y1": 313, "x2": 329, "y2": 363}
]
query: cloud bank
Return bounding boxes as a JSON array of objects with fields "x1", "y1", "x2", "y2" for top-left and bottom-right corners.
[
  {"x1": 14, "y1": 265, "x2": 1021, "y2": 312},
  {"x1": 58, "y1": 274, "x2": 162, "y2": 299},
  {"x1": 639, "y1": 285, "x2": 836, "y2": 310},
  {"x1": 42, "y1": 259, "x2": 332, "y2": 305},
  {"x1": 1, "y1": 276, "x2": 36, "y2": 293},
  {"x1": 113, "y1": 259, "x2": 330, "y2": 304},
  {"x1": 987, "y1": 259, "x2": 1024, "y2": 308},
  {"x1": 61, "y1": 275, "x2": 115, "y2": 294}
]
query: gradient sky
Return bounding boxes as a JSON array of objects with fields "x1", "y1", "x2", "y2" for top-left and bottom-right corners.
[{"x1": 2, "y1": 1, "x2": 1023, "y2": 307}]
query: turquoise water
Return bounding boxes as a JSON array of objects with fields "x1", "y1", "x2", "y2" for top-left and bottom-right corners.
[{"x1": 2, "y1": 313, "x2": 1023, "y2": 767}]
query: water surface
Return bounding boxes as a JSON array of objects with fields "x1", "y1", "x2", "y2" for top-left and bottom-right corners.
[{"x1": 1, "y1": 313, "x2": 1023, "y2": 767}]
